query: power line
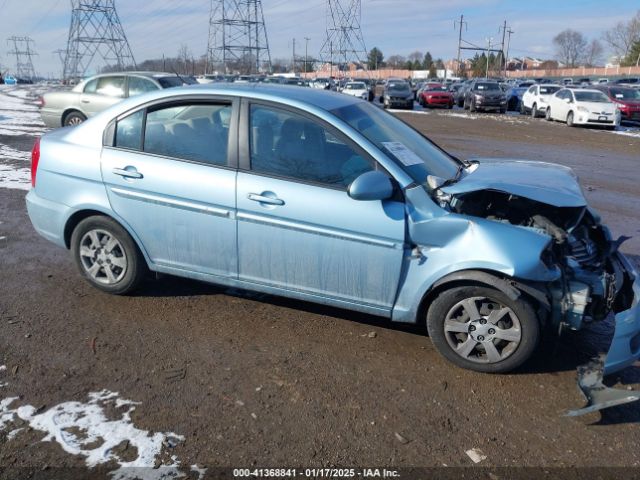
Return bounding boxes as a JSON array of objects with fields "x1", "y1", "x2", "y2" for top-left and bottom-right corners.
[
  {"x1": 6, "y1": 35, "x2": 37, "y2": 80},
  {"x1": 63, "y1": 0, "x2": 136, "y2": 81},
  {"x1": 319, "y1": 0, "x2": 368, "y2": 76},
  {"x1": 206, "y1": 0, "x2": 272, "y2": 75}
]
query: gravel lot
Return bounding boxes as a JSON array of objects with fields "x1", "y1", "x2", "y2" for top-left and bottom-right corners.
[{"x1": 1, "y1": 86, "x2": 639, "y2": 479}]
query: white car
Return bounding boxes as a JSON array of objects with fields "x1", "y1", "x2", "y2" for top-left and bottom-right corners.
[
  {"x1": 521, "y1": 84, "x2": 562, "y2": 117},
  {"x1": 545, "y1": 88, "x2": 620, "y2": 129},
  {"x1": 341, "y1": 81, "x2": 369, "y2": 100}
]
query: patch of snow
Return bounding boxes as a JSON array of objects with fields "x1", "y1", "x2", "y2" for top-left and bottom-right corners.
[
  {"x1": 1, "y1": 389, "x2": 185, "y2": 479},
  {"x1": 0, "y1": 382, "x2": 8, "y2": 388},
  {"x1": 0, "y1": 144, "x2": 31, "y2": 162},
  {"x1": 611, "y1": 128, "x2": 640, "y2": 138},
  {"x1": 0, "y1": 365, "x2": 6, "y2": 371},
  {"x1": 437, "y1": 111, "x2": 530, "y2": 124},
  {"x1": 388, "y1": 108, "x2": 432, "y2": 115},
  {"x1": 191, "y1": 465, "x2": 207, "y2": 479},
  {"x1": 0, "y1": 164, "x2": 31, "y2": 190},
  {"x1": 7, "y1": 427, "x2": 23, "y2": 440},
  {"x1": 465, "y1": 447, "x2": 487, "y2": 463}
]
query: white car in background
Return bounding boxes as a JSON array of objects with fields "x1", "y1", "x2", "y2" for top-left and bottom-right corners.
[
  {"x1": 521, "y1": 84, "x2": 562, "y2": 117},
  {"x1": 341, "y1": 81, "x2": 369, "y2": 100},
  {"x1": 545, "y1": 88, "x2": 620, "y2": 129}
]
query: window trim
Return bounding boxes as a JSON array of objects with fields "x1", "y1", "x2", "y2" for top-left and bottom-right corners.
[
  {"x1": 238, "y1": 98, "x2": 385, "y2": 192},
  {"x1": 104, "y1": 95, "x2": 240, "y2": 170}
]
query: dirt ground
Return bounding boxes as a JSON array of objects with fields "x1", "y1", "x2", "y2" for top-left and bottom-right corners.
[{"x1": 1, "y1": 90, "x2": 640, "y2": 479}]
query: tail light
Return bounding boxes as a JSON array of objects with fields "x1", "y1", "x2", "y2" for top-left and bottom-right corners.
[
  {"x1": 31, "y1": 137, "x2": 40, "y2": 188},
  {"x1": 36, "y1": 96, "x2": 45, "y2": 108}
]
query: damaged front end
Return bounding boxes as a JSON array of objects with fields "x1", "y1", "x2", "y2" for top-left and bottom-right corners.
[{"x1": 435, "y1": 161, "x2": 640, "y2": 414}]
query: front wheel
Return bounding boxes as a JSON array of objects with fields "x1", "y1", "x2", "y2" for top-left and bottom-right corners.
[
  {"x1": 566, "y1": 111, "x2": 575, "y2": 127},
  {"x1": 531, "y1": 103, "x2": 538, "y2": 118},
  {"x1": 70, "y1": 216, "x2": 148, "y2": 295},
  {"x1": 545, "y1": 108, "x2": 552, "y2": 121},
  {"x1": 426, "y1": 286, "x2": 540, "y2": 373}
]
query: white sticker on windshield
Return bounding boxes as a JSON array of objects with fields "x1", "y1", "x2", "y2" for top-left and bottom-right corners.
[
  {"x1": 615, "y1": 94, "x2": 624, "y2": 99},
  {"x1": 381, "y1": 142, "x2": 424, "y2": 166}
]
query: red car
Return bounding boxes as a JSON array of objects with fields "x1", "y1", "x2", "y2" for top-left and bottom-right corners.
[
  {"x1": 595, "y1": 86, "x2": 640, "y2": 122},
  {"x1": 418, "y1": 83, "x2": 454, "y2": 109}
]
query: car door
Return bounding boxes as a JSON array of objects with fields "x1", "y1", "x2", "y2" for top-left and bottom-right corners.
[
  {"x1": 100, "y1": 97, "x2": 239, "y2": 278},
  {"x1": 552, "y1": 90, "x2": 567, "y2": 120},
  {"x1": 235, "y1": 101, "x2": 406, "y2": 311},
  {"x1": 81, "y1": 75, "x2": 126, "y2": 117}
]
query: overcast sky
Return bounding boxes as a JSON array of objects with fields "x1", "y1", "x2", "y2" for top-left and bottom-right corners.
[{"x1": 1, "y1": 0, "x2": 638, "y2": 77}]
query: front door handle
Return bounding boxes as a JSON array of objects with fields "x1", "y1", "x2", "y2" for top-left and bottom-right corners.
[
  {"x1": 247, "y1": 193, "x2": 284, "y2": 206},
  {"x1": 112, "y1": 167, "x2": 143, "y2": 179}
]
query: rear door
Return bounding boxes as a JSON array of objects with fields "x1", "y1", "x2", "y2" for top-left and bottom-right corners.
[
  {"x1": 235, "y1": 100, "x2": 405, "y2": 311},
  {"x1": 81, "y1": 75, "x2": 126, "y2": 117},
  {"x1": 101, "y1": 96, "x2": 239, "y2": 278}
]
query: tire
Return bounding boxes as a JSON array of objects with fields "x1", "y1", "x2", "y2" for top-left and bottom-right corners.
[
  {"x1": 448, "y1": 103, "x2": 454, "y2": 109},
  {"x1": 426, "y1": 286, "x2": 540, "y2": 373},
  {"x1": 545, "y1": 108, "x2": 552, "y2": 121},
  {"x1": 469, "y1": 101, "x2": 476, "y2": 112},
  {"x1": 63, "y1": 111, "x2": 87, "y2": 127},
  {"x1": 531, "y1": 103, "x2": 538, "y2": 118},
  {"x1": 520, "y1": 101, "x2": 526, "y2": 115},
  {"x1": 499, "y1": 108, "x2": 506, "y2": 114},
  {"x1": 566, "y1": 111, "x2": 575, "y2": 127},
  {"x1": 70, "y1": 216, "x2": 148, "y2": 295}
]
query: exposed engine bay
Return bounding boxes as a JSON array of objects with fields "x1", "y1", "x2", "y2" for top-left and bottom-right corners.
[{"x1": 441, "y1": 189, "x2": 634, "y2": 331}]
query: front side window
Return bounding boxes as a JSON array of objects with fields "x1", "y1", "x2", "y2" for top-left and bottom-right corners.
[
  {"x1": 249, "y1": 105, "x2": 374, "y2": 187},
  {"x1": 83, "y1": 78, "x2": 98, "y2": 94},
  {"x1": 144, "y1": 103, "x2": 232, "y2": 165},
  {"x1": 128, "y1": 77, "x2": 159, "y2": 97},
  {"x1": 96, "y1": 76, "x2": 125, "y2": 97}
]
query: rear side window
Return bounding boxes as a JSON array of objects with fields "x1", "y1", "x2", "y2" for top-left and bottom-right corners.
[
  {"x1": 144, "y1": 103, "x2": 232, "y2": 166},
  {"x1": 115, "y1": 110, "x2": 144, "y2": 150},
  {"x1": 128, "y1": 77, "x2": 158, "y2": 97}
]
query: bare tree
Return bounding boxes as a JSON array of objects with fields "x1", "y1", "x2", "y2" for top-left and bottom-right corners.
[
  {"x1": 585, "y1": 39, "x2": 604, "y2": 66},
  {"x1": 386, "y1": 55, "x2": 406, "y2": 68},
  {"x1": 602, "y1": 11, "x2": 640, "y2": 61},
  {"x1": 553, "y1": 29, "x2": 587, "y2": 67}
]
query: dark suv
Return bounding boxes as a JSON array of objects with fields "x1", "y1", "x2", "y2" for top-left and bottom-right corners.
[
  {"x1": 463, "y1": 80, "x2": 507, "y2": 113},
  {"x1": 382, "y1": 80, "x2": 414, "y2": 109}
]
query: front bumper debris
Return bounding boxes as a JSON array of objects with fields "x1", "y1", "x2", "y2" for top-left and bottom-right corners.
[
  {"x1": 566, "y1": 355, "x2": 640, "y2": 417},
  {"x1": 568, "y1": 253, "x2": 640, "y2": 416}
]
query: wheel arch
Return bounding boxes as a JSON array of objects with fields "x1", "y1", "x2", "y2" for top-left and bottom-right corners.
[
  {"x1": 63, "y1": 208, "x2": 152, "y2": 268},
  {"x1": 416, "y1": 269, "x2": 550, "y2": 327},
  {"x1": 61, "y1": 108, "x2": 86, "y2": 126}
]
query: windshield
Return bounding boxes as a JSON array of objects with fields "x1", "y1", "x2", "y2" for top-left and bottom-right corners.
[
  {"x1": 330, "y1": 101, "x2": 460, "y2": 182},
  {"x1": 610, "y1": 88, "x2": 640, "y2": 100},
  {"x1": 539, "y1": 86, "x2": 561, "y2": 95},
  {"x1": 388, "y1": 83, "x2": 410, "y2": 92},
  {"x1": 575, "y1": 91, "x2": 610, "y2": 103},
  {"x1": 346, "y1": 83, "x2": 366, "y2": 90},
  {"x1": 474, "y1": 82, "x2": 500, "y2": 91}
]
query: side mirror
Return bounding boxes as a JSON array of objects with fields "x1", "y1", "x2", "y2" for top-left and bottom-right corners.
[{"x1": 348, "y1": 171, "x2": 394, "y2": 201}]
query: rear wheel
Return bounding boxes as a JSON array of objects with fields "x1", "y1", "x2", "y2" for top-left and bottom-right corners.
[
  {"x1": 70, "y1": 216, "x2": 147, "y2": 295},
  {"x1": 63, "y1": 111, "x2": 86, "y2": 127},
  {"x1": 426, "y1": 286, "x2": 540, "y2": 373}
]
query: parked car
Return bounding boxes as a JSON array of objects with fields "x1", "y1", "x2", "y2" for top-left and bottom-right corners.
[
  {"x1": 352, "y1": 77, "x2": 375, "y2": 101},
  {"x1": 382, "y1": 80, "x2": 413, "y2": 109},
  {"x1": 577, "y1": 78, "x2": 592, "y2": 86},
  {"x1": 417, "y1": 84, "x2": 454, "y2": 109},
  {"x1": 613, "y1": 77, "x2": 640, "y2": 88},
  {"x1": 39, "y1": 72, "x2": 197, "y2": 128},
  {"x1": 594, "y1": 85, "x2": 640, "y2": 122},
  {"x1": 520, "y1": 84, "x2": 562, "y2": 117},
  {"x1": 504, "y1": 87, "x2": 527, "y2": 111},
  {"x1": 3, "y1": 74, "x2": 17, "y2": 85},
  {"x1": 545, "y1": 88, "x2": 620, "y2": 129},
  {"x1": 596, "y1": 78, "x2": 609, "y2": 84},
  {"x1": 341, "y1": 81, "x2": 369, "y2": 100},
  {"x1": 25, "y1": 83, "x2": 640, "y2": 374},
  {"x1": 455, "y1": 80, "x2": 472, "y2": 107},
  {"x1": 562, "y1": 78, "x2": 573, "y2": 85},
  {"x1": 463, "y1": 80, "x2": 507, "y2": 113}
]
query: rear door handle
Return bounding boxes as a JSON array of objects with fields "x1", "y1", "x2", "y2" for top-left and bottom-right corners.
[
  {"x1": 247, "y1": 193, "x2": 284, "y2": 206},
  {"x1": 112, "y1": 167, "x2": 143, "y2": 179}
]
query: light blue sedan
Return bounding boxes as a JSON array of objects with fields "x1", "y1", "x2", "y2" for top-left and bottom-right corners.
[{"x1": 26, "y1": 84, "x2": 640, "y2": 377}]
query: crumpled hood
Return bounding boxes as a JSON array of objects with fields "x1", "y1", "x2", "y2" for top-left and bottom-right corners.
[{"x1": 441, "y1": 159, "x2": 587, "y2": 207}]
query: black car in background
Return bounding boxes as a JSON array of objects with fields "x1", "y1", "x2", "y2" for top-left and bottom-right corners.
[
  {"x1": 382, "y1": 80, "x2": 414, "y2": 109},
  {"x1": 463, "y1": 79, "x2": 507, "y2": 113}
]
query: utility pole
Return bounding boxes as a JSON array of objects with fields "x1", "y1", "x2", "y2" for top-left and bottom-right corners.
[
  {"x1": 504, "y1": 28, "x2": 514, "y2": 77},
  {"x1": 485, "y1": 37, "x2": 493, "y2": 78},
  {"x1": 499, "y1": 20, "x2": 507, "y2": 77},
  {"x1": 304, "y1": 37, "x2": 310, "y2": 75},
  {"x1": 454, "y1": 14, "x2": 467, "y2": 76},
  {"x1": 292, "y1": 38, "x2": 296, "y2": 74}
]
